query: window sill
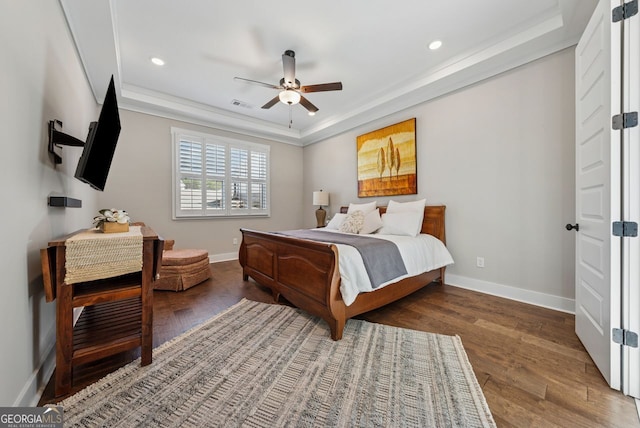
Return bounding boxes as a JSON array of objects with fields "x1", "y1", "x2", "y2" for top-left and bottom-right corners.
[{"x1": 172, "y1": 214, "x2": 271, "y2": 220}]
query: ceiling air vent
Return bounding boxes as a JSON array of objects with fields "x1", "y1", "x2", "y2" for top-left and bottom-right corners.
[{"x1": 231, "y1": 99, "x2": 252, "y2": 109}]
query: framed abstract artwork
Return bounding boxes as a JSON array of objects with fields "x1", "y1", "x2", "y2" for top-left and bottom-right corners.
[{"x1": 356, "y1": 118, "x2": 417, "y2": 197}]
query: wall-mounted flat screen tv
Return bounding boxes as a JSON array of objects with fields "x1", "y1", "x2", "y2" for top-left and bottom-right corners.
[{"x1": 74, "y1": 75, "x2": 121, "y2": 191}]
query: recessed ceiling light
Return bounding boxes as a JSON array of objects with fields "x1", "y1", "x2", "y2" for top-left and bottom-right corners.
[
  {"x1": 308, "y1": 111, "x2": 316, "y2": 116},
  {"x1": 151, "y1": 57, "x2": 165, "y2": 66},
  {"x1": 428, "y1": 40, "x2": 442, "y2": 50}
]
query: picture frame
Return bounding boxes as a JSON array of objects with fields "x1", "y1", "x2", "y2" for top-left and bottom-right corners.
[{"x1": 356, "y1": 118, "x2": 417, "y2": 197}]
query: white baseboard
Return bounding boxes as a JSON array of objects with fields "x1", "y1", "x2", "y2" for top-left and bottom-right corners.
[
  {"x1": 210, "y1": 252, "x2": 238, "y2": 263},
  {"x1": 208, "y1": 255, "x2": 575, "y2": 314},
  {"x1": 446, "y1": 274, "x2": 575, "y2": 314},
  {"x1": 207, "y1": 255, "x2": 575, "y2": 314},
  {"x1": 14, "y1": 331, "x2": 56, "y2": 407}
]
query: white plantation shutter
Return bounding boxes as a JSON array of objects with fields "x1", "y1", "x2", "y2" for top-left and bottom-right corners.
[
  {"x1": 230, "y1": 147, "x2": 249, "y2": 210},
  {"x1": 251, "y1": 151, "x2": 268, "y2": 209},
  {"x1": 178, "y1": 140, "x2": 203, "y2": 211},
  {"x1": 172, "y1": 128, "x2": 270, "y2": 218},
  {"x1": 205, "y1": 144, "x2": 225, "y2": 212}
]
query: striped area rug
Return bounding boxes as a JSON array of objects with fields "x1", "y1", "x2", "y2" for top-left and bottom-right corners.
[{"x1": 58, "y1": 299, "x2": 495, "y2": 427}]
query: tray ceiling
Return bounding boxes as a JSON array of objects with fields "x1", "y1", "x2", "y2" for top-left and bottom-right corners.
[{"x1": 60, "y1": 0, "x2": 596, "y2": 145}]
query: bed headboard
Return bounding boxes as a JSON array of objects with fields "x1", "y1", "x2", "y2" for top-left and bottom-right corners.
[{"x1": 339, "y1": 205, "x2": 446, "y2": 244}]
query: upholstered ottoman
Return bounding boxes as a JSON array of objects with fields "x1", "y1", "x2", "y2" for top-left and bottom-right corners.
[{"x1": 155, "y1": 246, "x2": 212, "y2": 291}]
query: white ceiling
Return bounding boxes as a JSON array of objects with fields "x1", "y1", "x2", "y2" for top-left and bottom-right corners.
[{"x1": 60, "y1": 0, "x2": 596, "y2": 146}]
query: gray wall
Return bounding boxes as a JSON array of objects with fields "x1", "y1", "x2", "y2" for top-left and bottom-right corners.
[
  {"x1": 303, "y1": 48, "x2": 576, "y2": 311},
  {"x1": 1, "y1": 2, "x2": 100, "y2": 406},
  {"x1": 97, "y1": 110, "x2": 304, "y2": 258}
]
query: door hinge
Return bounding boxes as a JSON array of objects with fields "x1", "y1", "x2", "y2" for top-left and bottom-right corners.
[
  {"x1": 612, "y1": 112, "x2": 638, "y2": 130},
  {"x1": 613, "y1": 328, "x2": 639, "y2": 347},
  {"x1": 612, "y1": 221, "x2": 638, "y2": 237},
  {"x1": 613, "y1": 0, "x2": 638, "y2": 22}
]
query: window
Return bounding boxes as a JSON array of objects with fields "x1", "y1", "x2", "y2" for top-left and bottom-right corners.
[{"x1": 172, "y1": 128, "x2": 270, "y2": 218}]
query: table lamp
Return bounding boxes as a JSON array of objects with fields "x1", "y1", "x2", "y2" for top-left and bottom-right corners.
[{"x1": 313, "y1": 190, "x2": 329, "y2": 227}]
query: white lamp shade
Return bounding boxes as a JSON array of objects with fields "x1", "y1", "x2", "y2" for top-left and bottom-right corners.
[
  {"x1": 313, "y1": 191, "x2": 329, "y2": 206},
  {"x1": 279, "y1": 89, "x2": 301, "y2": 105}
]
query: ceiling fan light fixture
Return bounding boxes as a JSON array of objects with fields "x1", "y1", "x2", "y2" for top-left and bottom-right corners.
[
  {"x1": 279, "y1": 89, "x2": 301, "y2": 105},
  {"x1": 237, "y1": 50, "x2": 341, "y2": 116}
]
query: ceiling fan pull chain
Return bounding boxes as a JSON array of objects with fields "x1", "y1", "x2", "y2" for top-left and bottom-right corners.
[{"x1": 289, "y1": 105, "x2": 293, "y2": 128}]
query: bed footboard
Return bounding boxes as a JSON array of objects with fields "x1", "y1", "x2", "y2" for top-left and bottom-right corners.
[
  {"x1": 239, "y1": 228, "x2": 346, "y2": 339},
  {"x1": 239, "y1": 228, "x2": 444, "y2": 340}
]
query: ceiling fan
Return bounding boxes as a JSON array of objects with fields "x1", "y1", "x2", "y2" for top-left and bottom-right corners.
[{"x1": 234, "y1": 50, "x2": 343, "y2": 116}]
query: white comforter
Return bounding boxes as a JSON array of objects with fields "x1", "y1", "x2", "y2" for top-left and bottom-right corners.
[{"x1": 317, "y1": 230, "x2": 454, "y2": 306}]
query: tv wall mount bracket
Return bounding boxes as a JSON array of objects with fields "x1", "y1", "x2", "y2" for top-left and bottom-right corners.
[{"x1": 48, "y1": 119, "x2": 84, "y2": 165}]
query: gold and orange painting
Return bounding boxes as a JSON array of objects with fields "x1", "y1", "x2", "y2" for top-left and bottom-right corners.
[{"x1": 356, "y1": 118, "x2": 417, "y2": 197}]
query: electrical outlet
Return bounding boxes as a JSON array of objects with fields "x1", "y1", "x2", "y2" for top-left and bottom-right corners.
[
  {"x1": 476, "y1": 257, "x2": 485, "y2": 268},
  {"x1": 233, "y1": 238, "x2": 238, "y2": 245}
]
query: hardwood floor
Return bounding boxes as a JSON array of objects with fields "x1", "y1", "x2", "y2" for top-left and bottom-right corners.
[{"x1": 40, "y1": 261, "x2": 639, "y2": 427}]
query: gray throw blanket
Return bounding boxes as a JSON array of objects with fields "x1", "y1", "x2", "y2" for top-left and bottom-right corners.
[{"x1": 277, "y1": 229, "x2": 408, "y2": 288}]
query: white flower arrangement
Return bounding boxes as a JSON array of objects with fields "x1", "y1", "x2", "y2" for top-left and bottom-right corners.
[{"x1": 93, "y1": 209, "x2": 130, "y2": 228}]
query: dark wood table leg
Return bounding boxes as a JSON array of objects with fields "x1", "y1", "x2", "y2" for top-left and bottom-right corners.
[
  {"x1": 141, "y1": 239, "x2": 153, "y2": 366},
  {"x1": 55, "y1": 247, "x2": 72, "y2": 396}
]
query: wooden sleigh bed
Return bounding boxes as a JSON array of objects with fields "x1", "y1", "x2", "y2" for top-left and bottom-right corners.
[{"x1": 239, "y1": 205, "x2": 446, "y2": 340}]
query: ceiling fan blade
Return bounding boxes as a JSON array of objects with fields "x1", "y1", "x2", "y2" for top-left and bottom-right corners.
[
  {"x1": 300, "y1": 82, "x2": 343, "y2": 93},
  {"x1": 299, "y1": 95, "x2": 319, "y2": 113},
  {"x1": 234, "y1": 77, "x2": 281, "y2": 90},
  {"x1": 282, "y1": 50, "x2": 296, "y2": 87},
  {"x1": 261, "y1": 95, "x2": 280, "y2": 109}
]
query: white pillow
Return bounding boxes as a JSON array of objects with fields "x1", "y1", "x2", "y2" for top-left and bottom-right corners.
[
  {"x1": 387, "y1": 199, "x2": 425, "y2": 233},
  {"x1": 378, "y1": 211, "x2": 423, "y2": 237},
  {"x1": 347, "y1": 201, "x2": 377, "y2": 215},
  {"x1": 387, "y1": 198, "x2": 426, "y2": 213},
  {"x1": 326, "y1": 213, "x2": 348, "y2": 230},
  {"x1": 359, "y1": 209, "x2": 383, "y2": 234},
  {"x1": 339, "y1": 211, "x2": 365, "y2": 234}
]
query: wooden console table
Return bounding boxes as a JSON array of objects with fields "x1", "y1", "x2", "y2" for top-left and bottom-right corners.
[{"x1": 41, "y1": 225, "x2": 163, "y2": 397}]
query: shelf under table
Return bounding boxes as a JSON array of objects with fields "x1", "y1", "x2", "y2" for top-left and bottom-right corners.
[{"x1": 72, "y1": 297, "x2": 142, "y2": 365}]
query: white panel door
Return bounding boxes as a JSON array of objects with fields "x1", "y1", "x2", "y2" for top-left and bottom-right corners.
[
  {"x1": 622, "y1": 0, "x2": 640, "y2": 398},
  {"x1": 574, "y1": 0, "x2": 621, "y2": 389}
]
